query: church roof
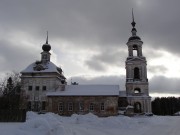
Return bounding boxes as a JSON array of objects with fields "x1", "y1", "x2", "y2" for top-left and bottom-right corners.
[
  {"x1": 21, "y1": 61, "x2": 63, "y2": 75},
  {"x1": 46, "y1": 85, "x2": 120, "y2": 96}
]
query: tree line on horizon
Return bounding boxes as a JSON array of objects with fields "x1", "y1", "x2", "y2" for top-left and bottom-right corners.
[{"x1": 152, "y1": 97, "x2": 180, "y2": 115}]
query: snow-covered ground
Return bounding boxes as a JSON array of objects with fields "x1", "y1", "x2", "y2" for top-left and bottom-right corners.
[{"x1": 0, "y1": 112, "x2": 180, "y2": 135}]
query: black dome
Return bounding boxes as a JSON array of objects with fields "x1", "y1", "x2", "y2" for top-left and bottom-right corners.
[
  {"x1": 42, "y1": 43, "x2": 51, "y2": 52},
  {"x1": 128, "y1": 35, "x2": 141, "y2": 41}
]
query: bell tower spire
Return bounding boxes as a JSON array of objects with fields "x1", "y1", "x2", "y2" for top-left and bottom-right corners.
[
  {"x1": 131, "y1": 9, "x2": 136, "y2": 28},
  {"x1": 131, "y1": 8, "x2": 137, "y2": 36},
  {"x1": 46, "y1": 31, "x2": 48, "y2": 44},
  {"x1": 127, "y1": 9, "x2": 142, "y2": 57}
]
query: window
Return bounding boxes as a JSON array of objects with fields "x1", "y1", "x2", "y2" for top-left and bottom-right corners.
[
  {"x1": 42, "y1": 86, "x2": 46, "y2": 91},
  {"x1": 68, "y1": 102, "x2": 73, "y2": 111},
  {"x1": 34, "y1": 101, "x2": 39, "y2": 111},
  {"x1": 134, "y1": 67, "x2": 140, "y2": 79},
  {"x1": 89, "y1": 103, "x2": 94, "y2": 111},
  {"x1": 58, "y1": 102, "x2": 63, "y2": 111},
  {"x1": 42, "y1": 101, "x2": 46, "y2": 110},
  {"x1": 134, "y1": 88, "x2": 141, "y2": 93},
  {"x1": 100, "y1": 103, "x2": 105, "y2": 111},
  {"x1": 28, "y1": 86, "x2": 32, "y2": 91},
  {"x1": 35, "y1": 86, "x2": 40, "y2": 91},
  {"x1": 79, "y1": 102, "x2": 84, "y2": 111},
  {"x1": 133, "y1": 45, "x2": 138, "y2": 56},
  {"x1": 43, "y1": 54, "x2": 47, "y2": 59}
]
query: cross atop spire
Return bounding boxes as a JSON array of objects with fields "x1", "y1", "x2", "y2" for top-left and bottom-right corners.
[
  {"x1": 42, "y1": 31, "x2": 51, "y2": 52},
  {"x1": 131, "y1": 9, "x2": 137, "y2": 36},
  {"x1": 46, "y1": 31, "x2": 48, "y2": 44},
  {"x1": 131, "y1": 8, "x2": 136, "y2": 28}
]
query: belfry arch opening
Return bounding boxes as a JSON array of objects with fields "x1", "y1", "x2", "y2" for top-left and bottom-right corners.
[
  {"x1": 134, "y1": 88, "x2": 141, "y2": 93},
  {"x1": 134, "y1": 67, "x2": 140, "y2": 79},
  {"x1": 133, "y1": 45, "x2": 138, "y2": 56}
]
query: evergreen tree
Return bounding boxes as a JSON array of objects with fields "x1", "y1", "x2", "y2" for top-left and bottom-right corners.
[{"x1": 152, "y1": 97, "x2": 180, "y2": 115}]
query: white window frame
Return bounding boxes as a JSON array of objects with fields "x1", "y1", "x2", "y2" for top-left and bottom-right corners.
[
  {"x1": 89, "y1": 103, "x2": 94, "y2": 111},
  {"x1": 68, "y1": 102, "x2": 73, "y2": 111},
  {"x1": 79, "y1": 102, "x2": 84, "y2": 111},
  {"x1": 100, "y1": 103, "x2": 105, "y2": 111},
  {"x1": 58, "y1": 102, "x2": 63, "y2": 111}
]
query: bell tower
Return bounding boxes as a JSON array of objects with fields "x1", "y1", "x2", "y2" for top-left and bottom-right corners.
[{"x1": 125, "y1": 10, "x2": 151, "y2": 113}]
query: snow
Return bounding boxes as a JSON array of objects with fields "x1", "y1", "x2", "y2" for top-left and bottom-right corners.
[
  {"x1": 0, "y1": 112, "x2": 180, "y2": 135},
  {"x1": 47, "y1": 85, "x2": 119, "y2": 96},
  {"x1": 119, "y1": 91, "x2": 126, "y2": 97},
  {"x1": 21, "y1": 61, "x2": 60, "y2": 73}
]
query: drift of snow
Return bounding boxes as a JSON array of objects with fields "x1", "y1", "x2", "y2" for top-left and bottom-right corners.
[{"x1": 0, "y1": 112, "x2": 180, "y2": 135}]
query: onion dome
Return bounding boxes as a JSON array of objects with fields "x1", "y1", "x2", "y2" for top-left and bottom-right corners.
[{"x1": 42, "y1": 31, "x2": 51, "y2": 52}]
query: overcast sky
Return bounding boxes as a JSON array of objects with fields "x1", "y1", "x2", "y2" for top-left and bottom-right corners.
[{"x1": 0, "y1": 0, "x2": 180, "y2": 97}]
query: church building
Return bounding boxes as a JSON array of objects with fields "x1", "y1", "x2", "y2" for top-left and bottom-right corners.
[
  {"x1": 21, "y1": 36, "x2": 66, "y2": 112},
  {"x1": 21, "y1": 13, "x2": 151, "y2": 116}
]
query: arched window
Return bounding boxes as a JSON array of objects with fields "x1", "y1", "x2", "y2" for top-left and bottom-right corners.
[
  {"x1": 134, "y1": 67, "x2": 140, "y2": 79},
  {"x1": 134, "y1": 88, "x2": 141, "y2": 93},
  {"x1": 133, "y1": 45, "x2": 138, "y2": 56},
  {"x1": 134, "y1": 102, "x2": 141, "y2": 113}
]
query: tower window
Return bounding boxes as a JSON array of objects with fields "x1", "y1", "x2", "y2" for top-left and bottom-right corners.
[
  {"x1": 28, "y1": 86, "x2": 32, "y2": 91},
  {"x1": 42, "y1": 86, "x2": 46, "y2": 91},
  {"x1": 133, "y1": 45, "x2": 138, "y2": 56},
  {"x1": 35, "y1": 86, "x2": 40, "y2": 91},
  {"x1": 134, "y1": 88, "x2": 141, "y2": 93},
  {"x1": 42, "y1": 54, "x2": 47, "y2": 59},
  {"x1": 134, "y1": 67, "x2": 140, "y2": 79}
]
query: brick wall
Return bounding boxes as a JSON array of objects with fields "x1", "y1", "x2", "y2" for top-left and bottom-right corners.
[{"x1": 46, "y1": 96, "x2": 118, "y2": 117}]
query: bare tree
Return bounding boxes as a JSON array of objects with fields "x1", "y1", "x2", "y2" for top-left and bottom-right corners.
[{"x1": 0, "y1": 71, "x2": 21, "y2": 96}]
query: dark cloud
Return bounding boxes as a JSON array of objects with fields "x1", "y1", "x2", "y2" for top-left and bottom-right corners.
[
  {"x1": 144, "y1": 49, "x2": 164, "y2": 60},
  {"x1": 85, "y1": 48, "x2": 126, "y2": 71},
  {"x1": 148, "y1": 65, "x2": 168, "y2": 74},
  {"x1": 0, "y1": 39, "x2": 40, "y2": 72},
  {"x1": 0, "y1": 0, "x2": 179, "y2": 62},
  {"x1": 85, "y1": 60, "x2": 106, "y2": 71},
  {"x1": 149, "y1": 76, "x2": 180, "y2": 94},
  {"x1": 0, "y1": 0, "x2": 179, "y2": 53},
  {"x1": 0, "y1": 0, "x2": 141, "y2": 47}
]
